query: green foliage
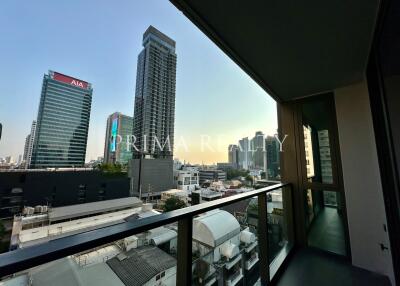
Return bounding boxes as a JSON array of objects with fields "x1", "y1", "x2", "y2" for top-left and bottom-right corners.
[
  {"x1": 226, "y1": 169, "x2": 249, "y2": 180},
  {"x1": 245, "y1": 175, "x2": 254, "y2": 186},
  {"x1": 95, "y1": 163, "x2": 127, "y2": 176},
  {"x1": 162, "y1": 197, "x2": 187, "y2": 212}
]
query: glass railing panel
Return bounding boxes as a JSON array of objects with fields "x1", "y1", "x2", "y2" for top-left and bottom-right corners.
[
  {"x1": 0, "y1": 184, "x2": 292, "y2": 286},
  {"x1": 1, "y1": 216, "x2": 180, "y2": 285},
  {"x1": 268, "y1": 186, "x2": 294, "y2": 280},
  {"x1": 191, "y1": 197, "x2": 261, "y2": 286}
]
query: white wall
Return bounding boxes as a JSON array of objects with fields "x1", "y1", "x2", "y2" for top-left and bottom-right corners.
[{"x1": 335, "y1": 81, "x2": 395, "y2": 284}]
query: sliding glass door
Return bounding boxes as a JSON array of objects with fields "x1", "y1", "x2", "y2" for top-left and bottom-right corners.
[{"x1": 297, "y1": 94, "x2": 350, "y2": 257}]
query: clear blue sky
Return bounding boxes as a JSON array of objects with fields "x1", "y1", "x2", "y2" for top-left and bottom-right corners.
[{"x1": 0, "y1": 0, "x2": 277, "y2": 164}]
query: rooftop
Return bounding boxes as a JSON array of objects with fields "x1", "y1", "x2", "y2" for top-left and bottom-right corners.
[
  {"x1": 18, "y1": 207, "x2": 145, "y2": 247},
  {"x1": 48, "y1": 197, "x2": 142, "y2": 222},
  {"x1": 107, "y1": 246, "x2": 176, "y2": 286},
  {"x1": 193, "y1": 210, "x2": 240, "y2": 247},
  {"x1": 143, "y1": 25, "x2": 176, "y2": 48}
]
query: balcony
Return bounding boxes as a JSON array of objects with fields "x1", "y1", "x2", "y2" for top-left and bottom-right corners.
[
  {"x1": 0, "y1": 0, "x2": 399, "y2": 284},
  {"x1": 0, "y1": 183, "x2": 293, "y2": 285},
  {"x1": 0, "y1": 182, "x2": 393, "y2": 286},
  {"x1": 245, "y1": 253, "x2": 259, "y2": 271},
  {"x1": 226, "y1": 269, "x2": 243, "y2": 286}
]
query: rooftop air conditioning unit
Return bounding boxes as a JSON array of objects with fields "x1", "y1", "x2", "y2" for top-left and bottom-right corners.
[
  {"x1": 34, "y1": 206, "x2": 43, "y2": 213},
  {"x1": 24, "y1": 207, "x2": 35, "y2": 215}
]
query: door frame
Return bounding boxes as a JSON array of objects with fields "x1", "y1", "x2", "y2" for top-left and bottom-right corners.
[{"x1": 278, "y1": 92, "x2": 352, "y2": 259}]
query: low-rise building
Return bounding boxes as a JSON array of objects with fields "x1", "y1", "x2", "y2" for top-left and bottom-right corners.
[
  {"x1": 192, "y1": 210, "x2": 258, "y2": 286},
  {"x1": 0, "y1": 169, "x2": 131, "y2": 220},
  {"x1": 173, "y1": 167, "x2": 199, "y2": 192},
  {"x1": 217, "y1": 162, "x2": 237, "y2": 172},
  {"x1": 10, "y1": 197, "x2": 145, "y2": 249},
  {"x1": 199, "y1": 169, "x2": 227, "y2": 184},
  {"x1": 3, "y1": 208, "x2": 259, "y2": 286},
  {"x1": 160, "y1": 189, "x2": 189, "y2": 206},
  {"x1": 191, "y1": 189, "x2": 223, "y2": 205}
]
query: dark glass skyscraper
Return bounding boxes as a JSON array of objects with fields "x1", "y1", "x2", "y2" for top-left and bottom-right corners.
[
  {"x1": 31, "y1": 71, "x2": 92, "y2": 168},
  {"x1": 133, "y1": 26, "x2": 177, "y2": 158}
]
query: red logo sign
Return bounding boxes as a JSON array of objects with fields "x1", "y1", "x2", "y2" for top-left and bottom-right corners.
[{"x1": 53, "y1": 72, "x2": 89, "y2": 89}]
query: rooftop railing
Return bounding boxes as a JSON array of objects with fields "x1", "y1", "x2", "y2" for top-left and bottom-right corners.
[{"x1": 0, "y1": 182, "x2": 293, "y2": 285}]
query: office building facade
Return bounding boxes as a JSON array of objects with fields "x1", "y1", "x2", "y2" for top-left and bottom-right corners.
[
  {"x1": 228, "y1": 144, "x2": 239, "y2": 168},
  {"x1": 23, "y1": 134, "x2": 30, "y2": 166},
  {"x1": 23, "y1": 121, "x2": 37, "y2": 168},
  {"x1": 198, "y1": 169, "x2": 227, "y2": 184},
  {"x1": 104, "y1": 112, "x2": 133, "y2": 165},
  {"x1": 251, "y1": 131, "x2": 265, "y2": 169},
  {"x1": 238, "y1": 137, "x2": 251, "y2": 170},
  {"x1": 265, "y1": 136, "x2": 280, "y2": 179},
  {"x1": 31, "y1": 71, "x2": 93, "y2": 168},
  {"x1": 133, "y1": 26, "x2": 177, "y2": 158},
  {"x1": 129, "y1": 158, "x2": 174, "y2": 198}
]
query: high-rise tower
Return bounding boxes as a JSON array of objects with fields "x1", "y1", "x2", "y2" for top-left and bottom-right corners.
[
  {"x1": 23, "y1": 121, "x2": 37, "y2": 168},
  {"x1": 31, "y1": 71, "x2": 92, "y2": 168},
  {"x1": 133, "y1": 26, "x2": 177, "y2": 158}
]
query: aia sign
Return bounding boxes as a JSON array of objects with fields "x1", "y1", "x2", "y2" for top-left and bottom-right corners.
[
  {"x1": 71, "y1": 80, "x2": 84, "y2": 88},
  {"x1": 53, "y1": 72, "x2": 89, "y2": 89}
]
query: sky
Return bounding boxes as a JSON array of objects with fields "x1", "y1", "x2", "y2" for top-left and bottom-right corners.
[{"x1": 0, "y1": 0, "x2": 277, "y2": 165}]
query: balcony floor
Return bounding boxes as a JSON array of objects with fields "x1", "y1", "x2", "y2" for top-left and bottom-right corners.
[{"x1": 276, "y1": 248, "x2": 391, "y2": 286}]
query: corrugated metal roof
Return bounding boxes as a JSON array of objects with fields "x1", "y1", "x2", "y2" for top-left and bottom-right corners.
[
  {"x1": 31, "y1": 257, "x2": 81, "y2": 286},
  {"x1": 78, "y1": 262, "x2": 125, "y2": 286},
  {"x1": 48, "y1": 197, "x2": 142, "y2": 221},
  {"x1": 107, "y1": 246, "x2": 176, "y2": 286}
]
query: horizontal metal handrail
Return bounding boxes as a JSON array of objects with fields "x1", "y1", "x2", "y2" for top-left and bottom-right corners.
[{"x1": 0, "y1": 182, "x2": 290, "y2": 278}]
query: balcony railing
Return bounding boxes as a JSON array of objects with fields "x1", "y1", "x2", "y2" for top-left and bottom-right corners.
[{"x1": 0, "y1": 182, "x2": 293, "y2": 285}]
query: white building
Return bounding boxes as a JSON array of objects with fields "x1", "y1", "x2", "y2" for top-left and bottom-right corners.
[
  {"x1": 174, "y1": 167, "x2": 199, "y2": 192},
  {"x1": 192, "y1": 210, "x2": 259, "y2": 286},
  {"x1": 10, "y1": 197, "x2": 147, "y2": 249},
  {"x1": 5, "y1": 156, "x2": 14, "y2": 164},
  {"x1": 238, "y1": 137, "x2": 252, "y2": 170}
]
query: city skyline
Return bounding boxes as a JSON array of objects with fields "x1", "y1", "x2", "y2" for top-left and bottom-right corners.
[{"x1": 0, "y1": 0, "x2": 277, "y2": 164}]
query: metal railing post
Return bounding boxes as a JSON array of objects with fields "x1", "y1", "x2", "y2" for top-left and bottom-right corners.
[
  {"x1": 258, "y1": 193, "x2": 270, "y2": 285},
  {"x1": 177, "y1": 216, "x2": 192, "y2": 285}
]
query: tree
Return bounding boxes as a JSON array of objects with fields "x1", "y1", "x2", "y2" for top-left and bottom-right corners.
[
  {"x1": 245, "y1": 175, "x2": 254, "y2": 186},
  {"x1": 162, "y1": 197, "x2": 187, "y2": 212},
  {"x1": 95, "y1": 163, "x2": 126, "y2": 175},
  {"x1": 227, "y1": 169, "x2": 249, "y2": 180}
]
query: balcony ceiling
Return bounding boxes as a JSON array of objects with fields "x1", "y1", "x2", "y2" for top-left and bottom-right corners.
[{"x1": 170, "y1": 0, "x2": 380, "y2": 102}]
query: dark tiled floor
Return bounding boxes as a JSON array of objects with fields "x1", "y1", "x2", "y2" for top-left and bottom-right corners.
[
  {"x1": 308, "y1": 207, "x2": 346, "y2": 255},
  {"x1": 276, "y1": 248, "x2": 391, "y2": 286}
]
